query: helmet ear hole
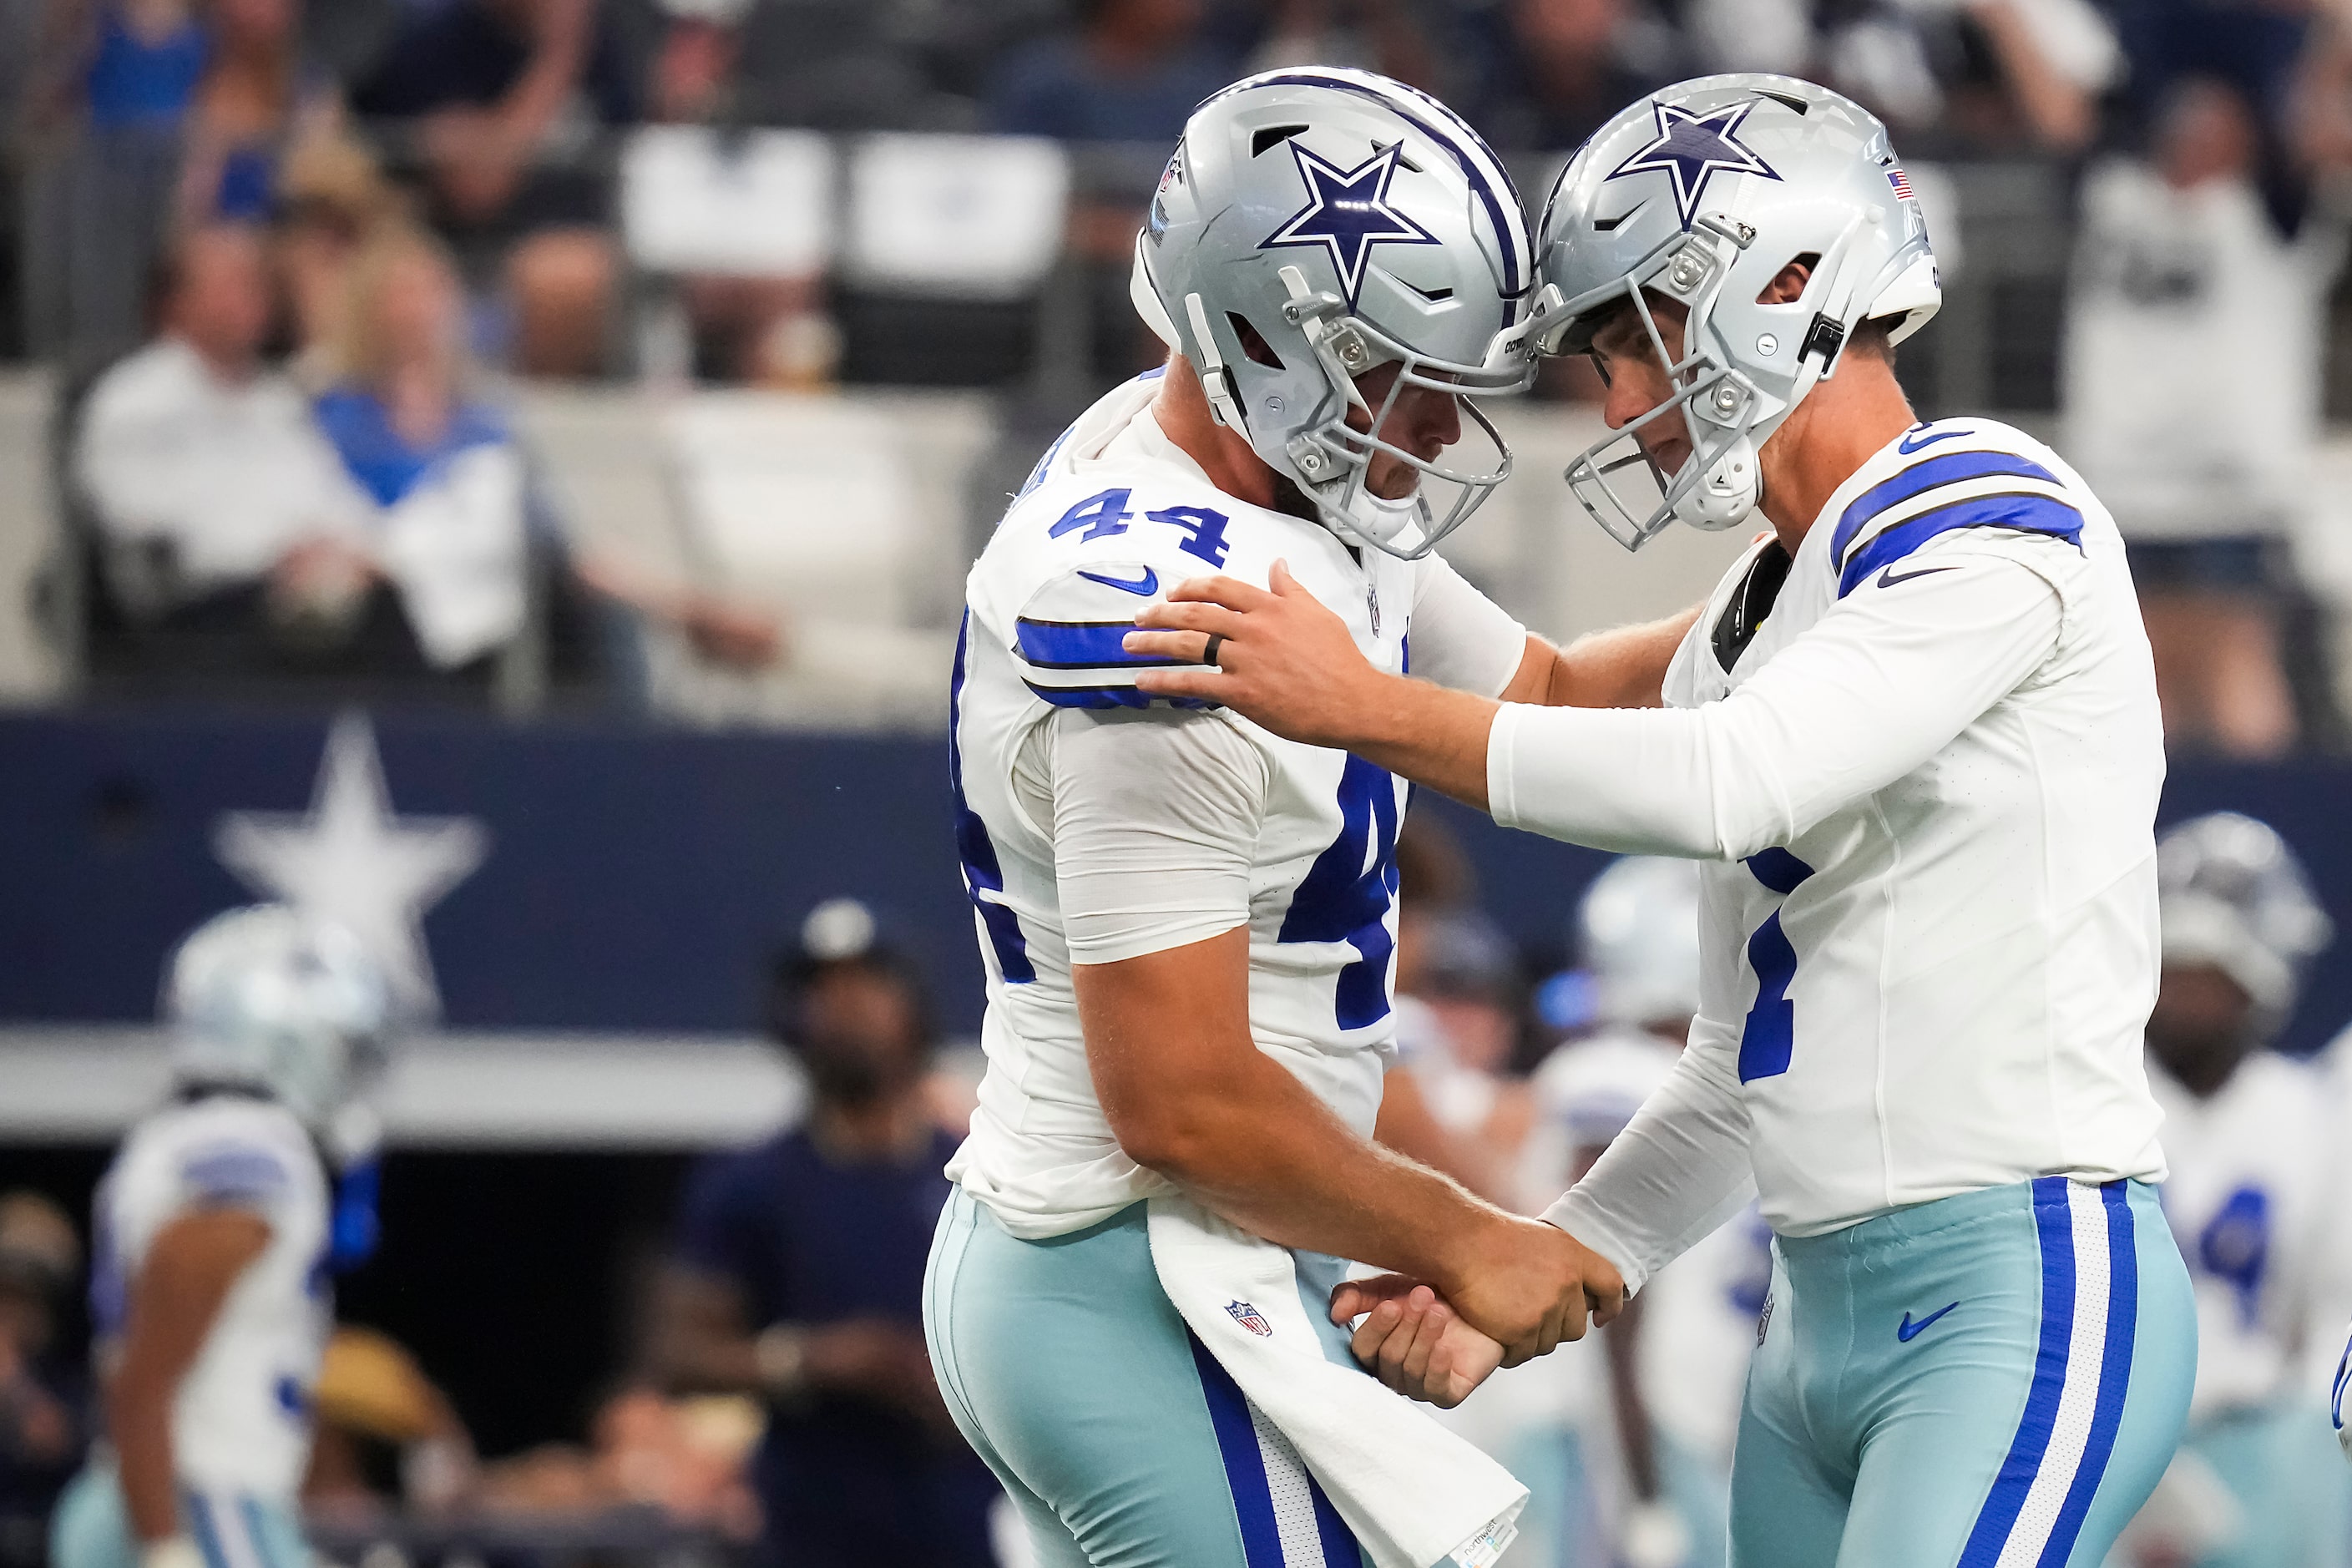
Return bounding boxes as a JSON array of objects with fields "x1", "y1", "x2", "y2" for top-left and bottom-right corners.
[
  {"x1": 1757, "y1": 252, "x2": 1819, "y2": 305},
  {"x1": 1228, "y1": 313, "x2": 1286, "y2": 369}
]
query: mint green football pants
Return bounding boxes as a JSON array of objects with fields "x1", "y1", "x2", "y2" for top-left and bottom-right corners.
[
  {"x1": 1728, "y1": 1177, "x2": 2197, "y2": 1568},
  {"x1": 924, "y1": 1188, "x2": 1376, "y2": 1568}
]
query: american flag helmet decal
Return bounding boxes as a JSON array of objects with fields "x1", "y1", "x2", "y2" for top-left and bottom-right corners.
[{"x1": 1888, "y1": 166, "x2": 1916, "y2": 200}]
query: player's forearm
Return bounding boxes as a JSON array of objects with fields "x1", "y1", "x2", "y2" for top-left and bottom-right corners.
[
  {"x1": 1540, "y1": 605, "x2": 1702, "y2": 710},
  {"x1": 1080, "y1": 933, "x2": 1525, "y2": 1297},
  {"x1": 107, "y1": 1375, "x2": 180, "y2": 1542},
  {"x1": 1130, "y1": 1047, "x2": 1530, "y2": 1297},
  {"x1": 1344, "y1": 674, "x2": 1501, "y2": 810}
]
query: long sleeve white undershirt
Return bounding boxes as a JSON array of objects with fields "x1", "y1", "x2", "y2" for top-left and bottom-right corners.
[
  {"x1": 1488, "y1": 541, "x2": 2066, "y2": 860},
  {"x1": 1512, "y1": 540, "x2": 2070, "y2": 1289}
]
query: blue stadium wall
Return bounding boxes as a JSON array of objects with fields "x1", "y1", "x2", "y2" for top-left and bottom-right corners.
[{"x1": 4, "y1": 708, "x2": 2350, "y2": 1055}]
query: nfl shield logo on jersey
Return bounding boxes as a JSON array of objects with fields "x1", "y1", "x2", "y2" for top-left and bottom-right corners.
[{"x1": 1225, "y1": 1300, "x2": 1273, "y2": 1337}]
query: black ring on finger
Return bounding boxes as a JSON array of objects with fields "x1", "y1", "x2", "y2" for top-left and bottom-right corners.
[{"x1": 1201, "y1": 633, "x2": 1225, "y2": 668}]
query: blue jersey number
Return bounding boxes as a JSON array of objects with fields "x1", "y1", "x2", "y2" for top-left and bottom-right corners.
[
  {"x1": 1050, "y1": 491, "x2": 1233, "y2": 568},
  {"x1": 1049, "y1": 488, "x2": 1135, "y2": 543},
  {"x1": 1278, "y1": 757, "x2": 1403, "y2": 1029},
  {"x1": 1146, "y1": 505, "x2": 1232, "y2": 568},
  {"x1": 948, "y1": 616, "x2": 1035, "y2": 984},
  {"x1": 1738, "y1": 849, "x2": 1815, "y2": 1082},
  {"x1": 2198, "y1": 1184, "x2": 2271, "y2": 1327}
]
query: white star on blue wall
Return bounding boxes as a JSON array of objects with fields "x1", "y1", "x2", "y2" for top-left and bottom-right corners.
[
  {"x1": 214, "y1": 713, "x2": 488, "y2": 1018},
  {"x1": 1261, "y1": 141, "x2": 1439, "y2": 307},
  {"x1": 1606, "y1": 100, "x2": 1782, "y2": 230}
]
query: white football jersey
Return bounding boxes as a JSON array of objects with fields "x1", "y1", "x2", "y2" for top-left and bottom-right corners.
[
  {"x1": 91, "y1": 1095, "x2": 331, "y2": 1497},
  {"x1": 2150, "y1": 1053, "x2": 2342, "y2": 1419},
  {"x1": 1529, "y1": 417, "x2": 2170, "y2": 1270},
  {"x1": 945, "y1": 372, "x2": 1527, "y2": 1239}
]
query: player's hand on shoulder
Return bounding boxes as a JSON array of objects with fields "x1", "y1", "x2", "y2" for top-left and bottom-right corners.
[
  {"x1": 1328, "y1": 1277, "x2": 1503, "y2": 1409},
  {"x1": 1125, "y1": 560, "x2": 1386, "y2": 746}
]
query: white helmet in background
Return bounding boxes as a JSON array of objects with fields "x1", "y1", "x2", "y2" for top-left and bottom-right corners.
[
  {"x1": 1132, "y1": 67, "x2": 1535, "y2": 559},
  {"x1": 1577, "y1": 857, "x2": 1702, "y2": 1029},
  {"x1": 2156, "y1": 812, "x2": 2333, "y2": 1042},
  {"x1": 164, "y1": 905, "x2": 394, "y2": 1138},
  {"x1": 1526, "y1": 73, "x2": 1941, "y2": 549}
]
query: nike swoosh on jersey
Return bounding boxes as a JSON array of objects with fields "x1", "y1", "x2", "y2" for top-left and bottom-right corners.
[
  {"x1": 1897, "y1": 426, "x2": 1969, "y2": 453},
  {"x1": 1075, "y1": 566, "x2": 1161, "y2": 596},
  {"x1": 1898, "y1": 1302, "x2": 1960, "y2": 1342},
  {"x1": 1878, "y1": 564, "x2": 1957, "y2": 589}
]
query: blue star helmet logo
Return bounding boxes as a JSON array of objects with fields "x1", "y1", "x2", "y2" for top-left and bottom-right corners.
[
  {"x1": 1605, "y1": 99, "x2": 1782, "y2": 230},
  {"x1": 1261, "y1": 140, "x2": 1439, "y2": 308}
]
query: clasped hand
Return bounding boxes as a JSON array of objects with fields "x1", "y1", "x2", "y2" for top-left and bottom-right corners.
[{"x1": 1328, "y1": 1227, "x2": 1626, "y2": 1408}]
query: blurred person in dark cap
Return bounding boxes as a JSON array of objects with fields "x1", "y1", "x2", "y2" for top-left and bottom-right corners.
[
  {"x1": 0, "y1": 1193, "x2": 86, "y2": 1568},
  {"x1": 646, "y1": 899, "x2": 998, "y2": 1568}
]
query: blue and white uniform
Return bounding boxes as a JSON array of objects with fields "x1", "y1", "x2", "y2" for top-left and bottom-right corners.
[
  {"x1": 1484, "y1": 417, "x2": 2195, "y2": 1568},
  {"x1": 926, "y1": 372, "x2": 1530, "y2": 1568},
  {"x1": 53, "y1": 1095, "x2": 330, "y2": 1568},
  {"x1": 2132, "y1": 1055, "x2": 2349, "y2": 1568}
]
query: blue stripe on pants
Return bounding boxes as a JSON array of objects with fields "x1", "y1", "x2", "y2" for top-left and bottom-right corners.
[
  {"x1": 183, "y1": 1497, "x2": 232, "y2": 1568},
  {"x1": 1191, "y1": 1330, "x2": 1288, "y2": 1568},
  {"x1": 1959, "y1": 1176, "x2": 2078, "y2": 1566}
]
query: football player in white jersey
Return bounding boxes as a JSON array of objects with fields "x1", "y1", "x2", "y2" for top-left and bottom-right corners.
[
  {"x1": 1518, "y1": 857, "x2": 1770, "y2": 1568},
  {"x1": 2124, "y1": 813, "x2": 2347, "y2": 1568},
  {"x1": 51, "y1": 908, "x2": 392, "y2": 1568},
  {"x1": 922, "y1": 67, "x2": 1729, "y2": 1568},
  {"x1": 1128, "y1": 73, "x2": 2198, "y2": 1568}
]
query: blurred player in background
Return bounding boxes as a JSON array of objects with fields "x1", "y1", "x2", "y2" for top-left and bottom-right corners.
[
  {"x1": 1517, "y1": 857, "x2": 1768, "y2": 1568},
  {"x1": 2122, "y1": 813, "x2": 2347, "y2": 1568},
  {"x1": 1133, "y1": 73, "x2": 2198, "y2": 1568},
  {"x1": 647, "y1": 898, "x2": 995, "y2": 1568},
  {"x1": 51, "y1": 907, "x2": 392, "y2": 1568}
]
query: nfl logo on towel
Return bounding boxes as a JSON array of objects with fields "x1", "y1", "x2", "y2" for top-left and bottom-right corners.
[{"x1": 1225, "y1": 1300, "x2": 1273, "y2": 1337}]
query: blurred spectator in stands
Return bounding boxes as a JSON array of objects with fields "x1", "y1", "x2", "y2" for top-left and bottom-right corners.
[
  {"x1": 984, "y1": 0, "x2": 1239, "y2": 144},
  {"x1": 18, "y1": 0, "x2": 207, "y2": 383},
  {"x1": 1243, "y1": 0, "x2": 1447, "y2": 95},
  {"x1": 73, "y1": 222, "x2": 386, "y2": 665},
  {"x1": 173, "y1": 0, "x2": 332, "y2": 230},
  {"x1": 348, "y1": 0, "x2": 630, "y2": 377},
  {"x1": 466, "y1": 1384, "x2": 761, "y2": 1535},
  {"x1": 0, "y1": 1194, "x2": 85, "y2": 1568},
  {"x1": 1806, "y1": 0, "x2": 2117, "y2": 150},
  {"x1": 272, "y1": 130, "x2": 405, "y2": 384},
  {"x1": 647, "y1": 898, "x2": 995, "y2": 1568},
  {"x1": 301, "y1": 1326, "x2": 478, "y2": 1525},
  {"x1": 1464, "y1": 0, "x2": 1678, "y2": 154},
  {"x1": 650, "y1": 0, "x2": 966, "y2": 133},
  {"x1": 315, "y1": 225, "x2": 780, "y2": 688},
  {"x1": 2062, "y1": 75, "x2": 2348, "y2": 756}
]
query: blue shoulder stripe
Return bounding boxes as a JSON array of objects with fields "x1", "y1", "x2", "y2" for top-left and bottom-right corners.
[
  {"x1": 1022, "y1": 682, "x2": 1216, "y2": 711},
  {"x1": 1836, "y1": 493, "x2": 2083, "y2": 599},
  {"x1": 1014, "y1": 618, "x2": 1185, "y2": 671},
  {"x1": 1830, "y1": 451, "x2": 2063, "y2": 567}
]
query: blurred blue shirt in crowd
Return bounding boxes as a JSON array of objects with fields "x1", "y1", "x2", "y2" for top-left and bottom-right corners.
[{"x1": 672, "y1": 1125, "x2": 997, "y2": 1568}]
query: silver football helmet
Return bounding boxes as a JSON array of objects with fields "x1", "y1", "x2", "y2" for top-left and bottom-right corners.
[
  {"x1": 1577, "y1": 856, "x2": 1702, "y2": 1029},
  {"x1": 2157, "y1": 812, "x2": 2334, "y2": 1040},
  {"x1": 1525, "y1": 73, "x2": 1941, "y2": 549},
  {"x1": 164, "y1": 905, "x2": 395, "y2": 1136},
  {"x1": 1130, "y1": 67, "x2": 1535, "y2": 559}
]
